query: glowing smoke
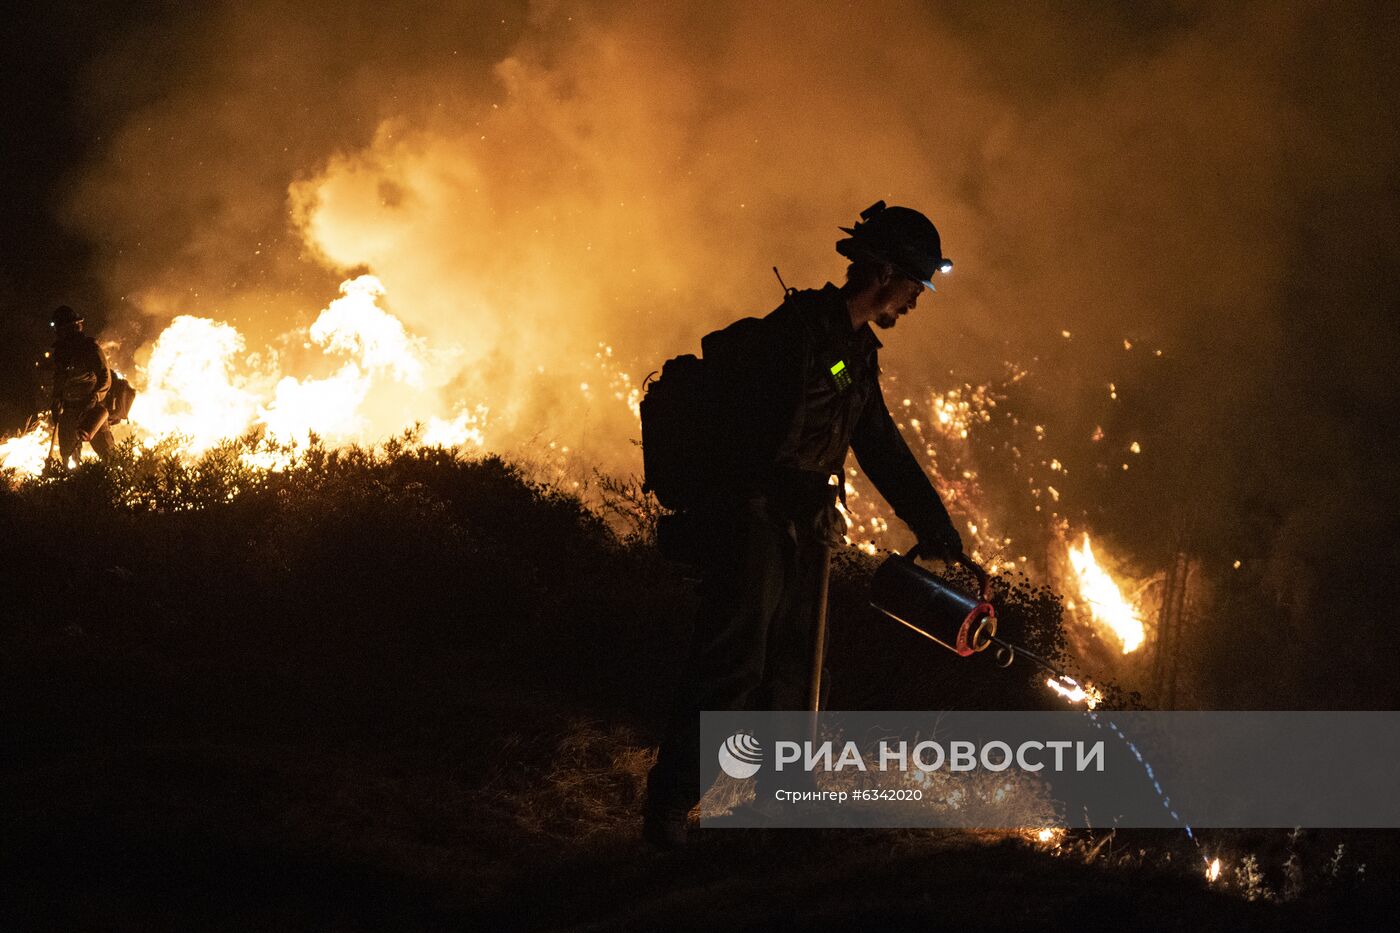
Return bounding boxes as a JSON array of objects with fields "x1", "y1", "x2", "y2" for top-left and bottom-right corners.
[
  {"x1": 65, "y1": 1, "x2": 1321, "y2": 482},
  {"x1": 51, "y1": 3, "x2": 1400, "y2": 709}
]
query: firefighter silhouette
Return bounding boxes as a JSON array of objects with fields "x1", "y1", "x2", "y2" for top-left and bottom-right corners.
[
  {"x1": 643, "y1": 203, "x2": 964, "y2": 847},
  {"x1": 48, "y1": 305, "x2": 116, "y2": 466}
]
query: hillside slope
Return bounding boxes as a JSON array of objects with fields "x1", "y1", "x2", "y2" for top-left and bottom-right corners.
[{"x1": 0, "y1": 444, "x2": 1386, "y2": 929}]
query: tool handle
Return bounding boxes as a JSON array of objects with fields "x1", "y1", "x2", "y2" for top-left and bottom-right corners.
[
  {"x1": 902, "y1": 547, "x2": 992, "y2": 602},
  {"x1": 957, "y1": 552, "x2": 991, "y2": 601}
]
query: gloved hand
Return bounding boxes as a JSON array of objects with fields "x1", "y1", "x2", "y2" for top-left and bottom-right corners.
[{"x1": 911, "y1": 523, "x2": 964, "y2": 564}]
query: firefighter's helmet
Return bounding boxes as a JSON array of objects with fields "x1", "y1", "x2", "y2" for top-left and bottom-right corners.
[
  {"x1": 51, "y1": 305, "x2": 83, "y2": 327},
  {"x1": 836, "y1": 201, "x2": 953, "y2": 290}
]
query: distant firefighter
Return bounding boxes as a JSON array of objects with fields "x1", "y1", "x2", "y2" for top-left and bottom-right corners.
[
  {"x1": 49, "y1": 305, "x2": 115, "y2": 466},
  {"x1": 640, "y1": 201, "x2": 965, "y2": 847}
]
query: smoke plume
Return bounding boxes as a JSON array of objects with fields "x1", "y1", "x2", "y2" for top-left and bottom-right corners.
[{"x1": 64, "y1": 1, "x2": 1400, "y2": 700}]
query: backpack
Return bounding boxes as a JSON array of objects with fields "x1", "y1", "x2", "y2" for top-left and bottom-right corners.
[
  {"x1": 640, "y1": 308, "x2": 796, "y2": 511},
  {"x1": 640, "y1": 353, "x2": 714, "y2": 510}
]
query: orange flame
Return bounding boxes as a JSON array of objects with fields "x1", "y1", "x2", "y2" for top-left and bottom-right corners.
[
  {"x1": 0, "y1": 421, "x2": 51, "y2": 478},
  {"x1": 1066, "y1": 532, "x2": 1145, "y2": 653}
]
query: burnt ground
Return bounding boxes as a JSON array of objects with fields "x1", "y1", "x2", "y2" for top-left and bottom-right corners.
[{"x1": 0, "y1": 445, "x2": 1394, "y2": 930}]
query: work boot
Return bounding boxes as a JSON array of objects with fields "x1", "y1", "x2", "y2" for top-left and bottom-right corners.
[{"x1": 642, "y1": 805, "x2": 692, "y2": 850}]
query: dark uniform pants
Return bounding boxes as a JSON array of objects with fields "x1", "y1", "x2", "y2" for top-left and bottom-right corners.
[
  {"x1": 56, "y1": 400, "x2": 115, "y2": 465},
  {"x1": 647, "y1": 496, "x2": 832, "y2": 813}
]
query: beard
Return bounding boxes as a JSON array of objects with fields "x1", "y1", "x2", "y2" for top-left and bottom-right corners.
[
  {"x1": 871, "y1": 279, "x2": 915, "y2": 329},
  {"x1": 872, "y1": 279, "x2": 906, "y2": 305}
]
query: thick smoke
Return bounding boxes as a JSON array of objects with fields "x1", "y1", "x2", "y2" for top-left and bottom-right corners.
[
  {"x1": 65, "y1": 1, "x2": 1400, "y2": 699},
  {"x1": 71, "y1": 3, "x2": 1281, "y2": 443}
]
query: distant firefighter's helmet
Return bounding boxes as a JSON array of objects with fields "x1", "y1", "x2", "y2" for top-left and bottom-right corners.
[
  {"x1": 836, "y1": 201, "x2": 953, "y2": 289},
  {"x1": 51, "y1": 305, "x2": 83, "y2": 327}
]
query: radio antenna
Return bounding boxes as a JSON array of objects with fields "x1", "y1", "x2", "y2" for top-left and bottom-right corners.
[{"x1": 772, "y1": 266, "x2": 796, "y2": 297}]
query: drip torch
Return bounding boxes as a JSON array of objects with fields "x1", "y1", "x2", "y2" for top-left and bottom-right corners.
[{"x1": 870, "y1": 550, "x2": 1080, "y2": 685}]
